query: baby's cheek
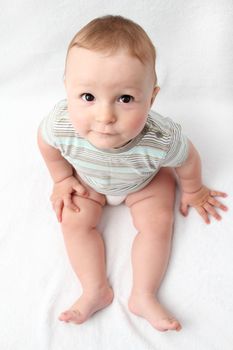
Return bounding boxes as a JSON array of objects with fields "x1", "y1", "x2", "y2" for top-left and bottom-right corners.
[
  {"x1": 69, "y1": 108, "x2": 89, "y2": 135},
  {"x1": 127, "y1": 117, "x2": 146, "y2": 136},
  {"x1": 69, "y1": 117, "x2": 85, "y2": 136}
]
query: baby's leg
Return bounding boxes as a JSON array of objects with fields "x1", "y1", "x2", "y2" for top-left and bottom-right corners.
[
  {"x1": 59, "y1": 190, "x2": 113, "y2": 324},
  {"x1": 126, "y1": 168, "x2": 181, "y2": 332}
]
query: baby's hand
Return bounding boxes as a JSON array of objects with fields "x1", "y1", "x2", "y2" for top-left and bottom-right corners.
[
  {"x1": 50, "y1": 175, "x2": 89, "y2": 222},
  {"x1": 180, "y1": 185, "x2": 228, "y2": 224}
]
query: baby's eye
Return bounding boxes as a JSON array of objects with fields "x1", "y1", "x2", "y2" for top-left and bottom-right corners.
[
  {"x1": 119, "y1": 95, "x2": 134, "y2": 103},
  {"x1": 81, "y1": 93, "x2": 95, "y2": 102}
]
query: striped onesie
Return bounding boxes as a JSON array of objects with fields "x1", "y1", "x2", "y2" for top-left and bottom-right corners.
[{"x1": 40, "y1": 99, "x2": 189, "y2": 201}]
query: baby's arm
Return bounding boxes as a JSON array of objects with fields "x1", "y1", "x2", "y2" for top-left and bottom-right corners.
[
  {"x1": 37, "y1": 129, "x2": 88, "y2": 222},
  {"x1": 175, "y1": 140, "x2": 228, "y2": 224}
]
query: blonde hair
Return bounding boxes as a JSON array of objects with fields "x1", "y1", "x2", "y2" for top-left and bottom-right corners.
[{"x1": 65, "y1": 15, "x2": 157, "y2": 84}]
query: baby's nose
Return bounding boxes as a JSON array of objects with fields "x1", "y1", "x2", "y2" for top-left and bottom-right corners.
[{"x1": 96, "y1": 104, "x2": 116, "y2": 124}]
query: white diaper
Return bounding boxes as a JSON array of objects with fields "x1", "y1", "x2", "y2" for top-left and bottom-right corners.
[{"x1": 105, "y1": 195, "x2": 127, "y2": 206}]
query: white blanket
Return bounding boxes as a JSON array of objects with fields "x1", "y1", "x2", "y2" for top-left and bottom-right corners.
[{"x1": 0, "y1": 1, "x2": 232, "y2": 349}]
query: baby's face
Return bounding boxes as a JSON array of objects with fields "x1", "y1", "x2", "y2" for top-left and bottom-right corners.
[{"x1": 65, "y1": 47, "x2": 158, "y2": 150}]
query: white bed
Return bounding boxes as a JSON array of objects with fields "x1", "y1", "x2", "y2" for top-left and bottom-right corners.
[{"x1": 0, "y1": 1, "x2": 232, "y2": 349}]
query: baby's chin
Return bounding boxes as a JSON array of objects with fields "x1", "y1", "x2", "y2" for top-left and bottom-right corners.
[{"x1": 87, "y1": 134, "x2": 130, "y2": 150}]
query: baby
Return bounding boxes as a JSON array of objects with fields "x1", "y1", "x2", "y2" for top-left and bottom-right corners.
[{"x1": 38, "y1": 15, "x2": 228, "y2": 332}]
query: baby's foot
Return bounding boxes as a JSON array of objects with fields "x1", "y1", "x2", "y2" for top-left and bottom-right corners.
[
  {"x1": 59, "y1": 286, "x2": 114, "y2": 324},
  {"x1": 128, "y1": 293, "x2": 182, "y2": 332}
]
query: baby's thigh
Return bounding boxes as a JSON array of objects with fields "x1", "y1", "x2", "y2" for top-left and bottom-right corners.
[
  {"x1": 125, "y1": 168, "x2": 176, "y2": 230},
  {"x1": 126, "y1": 168, "x2": 176, "y2": 208}
]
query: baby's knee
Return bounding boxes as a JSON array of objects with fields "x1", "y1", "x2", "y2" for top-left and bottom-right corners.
[
  {"x1": 61, "y1": 197, "x2": 102, "y2": 233},
  {"x1": 134, "y1": 205, "x2": 174, "y2": 234}
]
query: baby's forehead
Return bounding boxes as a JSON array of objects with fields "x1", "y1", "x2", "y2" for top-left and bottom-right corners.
[
  {"x1": 67, "y1": 47, "x2": 153, "y2": 77},
  {"x1": 65, "y1": 47, "x2": 156, "y2": 87},
  {"x1": 67, "y1": 46, "x2": 153, "y2": 67}
]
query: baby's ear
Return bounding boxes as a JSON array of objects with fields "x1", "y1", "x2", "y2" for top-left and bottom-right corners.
[{"x1": 151, "y1": 86, "x2": 160, "y2": 105}]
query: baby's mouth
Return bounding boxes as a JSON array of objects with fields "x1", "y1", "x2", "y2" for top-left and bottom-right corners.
[{"x1": 93, "y1": 130, "x2": 116, "y2": 136}]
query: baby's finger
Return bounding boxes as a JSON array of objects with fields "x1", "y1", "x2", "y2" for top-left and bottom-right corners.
[
  {"x1": 180, "y1": 202, "x2": 189, "y2": 217},
  {"x1": 210, "y1": 190, "x2": 228, "y2": 198},
  {"x1": 73, "y1": 183, "x2": 89, "y2": 197},
  {"x1": 196, "y1": 206, "x2": 210, "y2": 224},
  {"x1": 53, "y1": 199, "x2": 64, "y2": 222},
  {"x1": 64, "y1": 194, "x2": 80, "y2": 212},
  {"x1": 208, "y1": 197, "x2": 228, "y2": 211},
  {"x1": 203, "y1": 202, "x2": 222, "y2": 221}
]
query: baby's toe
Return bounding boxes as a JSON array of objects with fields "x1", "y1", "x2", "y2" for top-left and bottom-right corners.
[
  {"x1": 59, "y1": 309, "x2": 85, "y2": 324},
  {"x1": 157, "y1": 318, "x2": 182, "y2": 332},
  {"x1": 168, "y1": 318, "x2": 182, "y2": 331}
]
